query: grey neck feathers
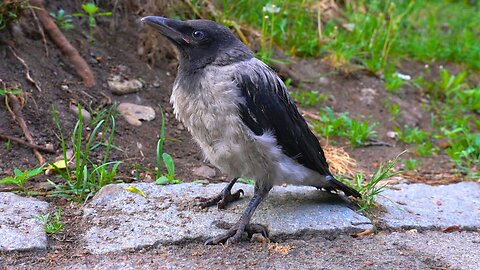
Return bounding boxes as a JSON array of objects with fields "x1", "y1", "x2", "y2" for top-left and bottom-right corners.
[{"x1": 178, "y1": 43, "x2": 253, "y2": 75}]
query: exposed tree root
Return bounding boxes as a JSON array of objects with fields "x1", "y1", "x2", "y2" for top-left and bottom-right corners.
[
  {"x1": 0, "y1": 133, "x2": 55, "y2": 154},
  {"x1": 30, "y1": 0, "x2": 95, "y2": 87},
  {"x1": 6, "y1": 92, "x2": 45, "y2": 165}
]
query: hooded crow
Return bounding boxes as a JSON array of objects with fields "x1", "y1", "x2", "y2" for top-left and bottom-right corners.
[{"x1": 142, "y1": 16, "x2": 361, "y2": 245}]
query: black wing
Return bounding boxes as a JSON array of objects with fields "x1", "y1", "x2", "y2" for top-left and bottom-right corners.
[{"x1": 234, "y1": 59, "x2": 331, "y2": 176}]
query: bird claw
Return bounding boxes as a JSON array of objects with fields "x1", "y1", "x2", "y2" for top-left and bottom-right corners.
[
  {"x1": 204, "y1": 221, "x2": 269, "y2": 245},
  {"x1": 197, "y1": 189, "x2": 244, "y2": 209}
]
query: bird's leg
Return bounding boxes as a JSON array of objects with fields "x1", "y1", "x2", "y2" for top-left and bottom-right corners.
[
  {"x1": 197, "y1": 177, "x2": 244, "y2": 209},
  {"x1": 204, "y1": 186, "x2": 271, "y2": 245}
]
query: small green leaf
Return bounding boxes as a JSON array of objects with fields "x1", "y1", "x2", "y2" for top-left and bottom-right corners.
[
  {"x1": 124, "y1": 186, "x2": 147, "y2": 198},
  {"x1": 155, "y1": 176, "x2": 170, "y2": 185},
  {"x1": 82, "y1": 3, "x2": 99, "y2": 14},
  {"x1": 27, "y1": 166, "x2": 44, "y2": 178},
  {"x1": 162, "y1": 153, "x2": 175, "y2": 176},
  {"x1": 13, "y1": 168, "x2": 22, "y2": 176},
  {"x1": 0, "y1": 177, "x2": 17, "y2": 185}
]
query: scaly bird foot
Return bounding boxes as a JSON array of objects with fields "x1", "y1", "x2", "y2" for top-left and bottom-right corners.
[
  {"x1": 197, "y1": 189, "x2": 244, "y2": 209},
  {"x1": 204, "y1": 220, "x2": 269, "y2": 245},
  {"x1": 197, "y1": 178, "x2": 243, "y2": 209}
]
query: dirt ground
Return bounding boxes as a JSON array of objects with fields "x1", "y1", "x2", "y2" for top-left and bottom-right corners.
[{"x1": 0, "y1": 0, "x2": 475, "y2": 268}]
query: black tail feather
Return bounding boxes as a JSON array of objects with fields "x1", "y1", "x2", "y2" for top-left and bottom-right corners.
[{"x1": 326, "y1": 175, "x2": 361, "y2": 198}]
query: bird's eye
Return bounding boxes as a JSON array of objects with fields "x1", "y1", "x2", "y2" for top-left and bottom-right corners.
[{"x1": 192, "y1": 30, "x2": 205, "y2": 40}]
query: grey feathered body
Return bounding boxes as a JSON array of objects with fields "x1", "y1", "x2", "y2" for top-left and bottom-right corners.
[{"x1": 172, "y1": 58, "x2": 329, "y2": 191}]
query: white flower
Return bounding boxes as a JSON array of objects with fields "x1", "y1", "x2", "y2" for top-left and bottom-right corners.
[{"x1": 263, "y1": 3, "x2": 280, "y2": 14}]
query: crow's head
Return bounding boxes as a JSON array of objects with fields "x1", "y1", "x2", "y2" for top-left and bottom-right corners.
[{"x1": 142, "y1": 16, "x2": 252, "y2": 71}]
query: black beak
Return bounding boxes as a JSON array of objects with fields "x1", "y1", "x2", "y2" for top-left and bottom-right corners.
[{"x1": 141, "y1": 16, "x2": 192, "y2": 45}]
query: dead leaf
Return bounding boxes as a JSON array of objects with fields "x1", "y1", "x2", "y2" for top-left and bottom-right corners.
[
  {"x1": 124, "y1": 186, "x2": 147, "y2": 198},
  {"x1": 351, "y1": 228, "x2": 374, "y2": 238},
  {"x1": 268, "y1": 243, "x2": 293, "y2": 256},
  {"x1": 442, "y1": 225, "x2": 461, "y2": 233},
  {"x1": 45, "y1": 159, "x2": 69, "y2": 175}
]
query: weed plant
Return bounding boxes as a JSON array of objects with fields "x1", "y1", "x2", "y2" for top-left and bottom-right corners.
[
  {"x1": 341, "y1": 152, "x2": 404, "y2": 211},
  {"x1": 50, "y1": 9, "x2": 75, "y2": 30},
  {"x1": 0, "y1": 166, "x2": 44, "y2": 195},
  {"x1": 49, "y1": 105, "x2": 120, "y2": 202},
  {"x1": 155, "y1": 108, "x2": 181, "y2": 185},
  {"x1": 0, "y1": 0, "x2": 28, "y2": 31},
  {"x1": 35, "y1": 208, "x2": 64, "y2": 234},
  {"x1": 73, "y1": 2, "x2": 112, "y2": 43}
]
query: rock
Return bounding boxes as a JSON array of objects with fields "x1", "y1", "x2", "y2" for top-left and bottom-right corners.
[
  {"x1": 0, "y1": 192, "x2": 49, "y2": 251},
  {"x1": 83, "y1": 183, "x2": 372, "y2": 254},
  {"x1": 391, "y1": 96, "x2": 423, "y2": 127},
  {"x1": 318, "y1": 77, "x2": 329, "y2": 85},
  {"x1": 55, "y1": 149, "x2": 74, "y2": 161},
  {"x1": 117, "y1": 103, "x2": 155, "y2": 126},
  {"x1": 117, "y1": 65, "x2": 129, "y2": 73},
  {"x1": 108, "y1": 75, "x2": 143, "y2": 95},
  {"x1": 33, "y1": 182, "x2": 54, "y2": 192},
  {"x1": 45, "y1": 143, "x2": 54, "y2": 151},
  {"x1": 359, "y1": 88, "x2": 377, "y2": 106},
  {"x1": 176, "y1": 123, "x2": 184, "y2": 130},
  {"x1": 386, "y1": 131, "x2": 398, "y2": 139},
  {"x1": 192, "y1": 165, "x2": 216, "y2": 179},
  {"x1": 377, "y1": 182, "x2": 480, "y2": 230},
  {"x1": 70, "y1": 105, "x2": 91, "y2": 123}
]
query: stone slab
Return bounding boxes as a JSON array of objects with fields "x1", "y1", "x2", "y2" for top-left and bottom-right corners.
[
  {"x1": 377, "y1": 182, "x2": 480, "y2": 230},
  {"x1": 0, "y1": 192, "x2": 49, "y2": 251},
  {"x1": 83, "y1": 183, "x2": 372, "y2": 254}
]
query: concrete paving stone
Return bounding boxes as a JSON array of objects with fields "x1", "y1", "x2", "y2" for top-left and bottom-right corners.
[
  {"x1": 0, "y1": 192, "x2": 49, "y2": 251},
  {"x1": 56, "y1": 231, "x2": 480, "y2": 270},
  {"x1": 377, "y1": 182, "x2": 480, "y2": 230},
  {"x1": 83, "y1": 183, "x2": 372, "y2": 254}
]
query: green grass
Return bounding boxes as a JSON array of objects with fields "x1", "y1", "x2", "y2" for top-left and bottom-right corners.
[
  {"x1": 48, "y1": 105, "x2": 121, "y2": 202},
  {"x1": 341, "y1": 152, "x2": 404, "y2": 211},
  {"x1": 290, "y1": 90, "x2": 328, "y2": 107},
  {"x1": 401, "y1": 69, "x2": 479, "y2": 176},
  {"x1": 314, "y1": 107, "x2": 378, "y2": 148},
  {"x1": 179, "y1": 1, "x2": 479, "y2": 73}
]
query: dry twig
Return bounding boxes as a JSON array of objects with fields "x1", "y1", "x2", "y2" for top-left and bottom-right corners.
[
  {"x1": 29, "y1": 6, "x2": 48, "y2": 56},
  {"x1": 0, "y1": 133, "x2": 54, "y2": 153},
  {"x1": 8, "y1": 46, "x2": 43, "y2": 92}
]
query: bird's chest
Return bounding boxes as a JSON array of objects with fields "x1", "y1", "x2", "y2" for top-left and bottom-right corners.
[{"x1": 170, "y1": 69, "x2": 248, "y2": 164}]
